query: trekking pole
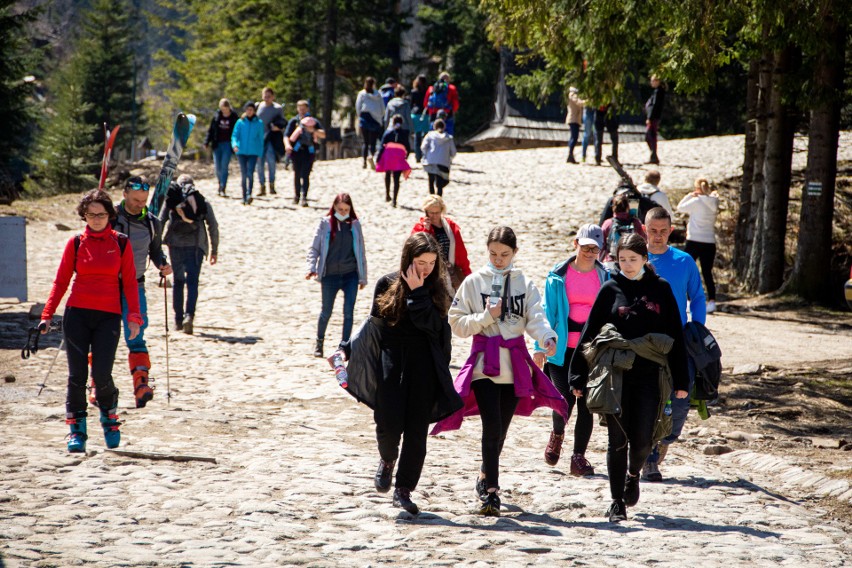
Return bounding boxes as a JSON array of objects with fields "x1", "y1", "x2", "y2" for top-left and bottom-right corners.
[
  {"x1": 23, "y1": 320, "x2": 64, "y2": 396},
  {"x1": 160, "y1": 273, "x2": 172, "y2": 406},
  {"x1": 37, "y1": 338, "x2": 64, "y2": 396}
]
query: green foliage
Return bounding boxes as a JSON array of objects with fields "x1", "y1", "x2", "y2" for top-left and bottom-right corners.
[
  {"x1": 27, "y1": 65, "x2": 100, "y2": 195},
  {"x1": 0, "y1": 0, "x2": 42, "y2": 187}
]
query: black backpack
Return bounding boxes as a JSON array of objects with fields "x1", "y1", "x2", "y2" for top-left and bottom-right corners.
[
  {"x1": 166, "y1": 181, "x2": 207, "y2": 223},
  {"x1": 683, "y1": 321, "x2": 723, "y2": 400}
]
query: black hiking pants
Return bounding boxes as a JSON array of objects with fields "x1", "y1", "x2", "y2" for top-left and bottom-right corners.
[
  {"x1": 427, "y1": 173, "x2": 449, "y2": 196},
  {"x1": 385, "y1": 171, "x2": 402, "y2": 203},
  {"x1": 473, "y1": 379, "x2": 519, "y2": 491},
  {"x1": 292, "y1": 151, "x2": 314, "y2": 200},
  {"x1": 546, "y1": 351, "x2": 594, "y2": 455},
  {"x1": 64, "y1": 307, "x2": 121, "y2": 414},
  {"x1": 685, "y1": 240, "x2": 717, "y2": 300}
]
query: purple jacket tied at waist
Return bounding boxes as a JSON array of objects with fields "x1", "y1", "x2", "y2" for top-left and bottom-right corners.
[{"x1": 430, "y1": 334, "x2": 569, "y2": 435}]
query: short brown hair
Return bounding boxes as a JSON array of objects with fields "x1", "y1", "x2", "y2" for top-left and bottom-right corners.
[
  {"x1": 77, "y1": 189, "x2": 117, "y2": 221},
  {"x1": 644, "y1": 206, "x2": 671, "y2": 225},
  {"x1": 644, "y1": 170, "x2": 661, "y2": 185},
  {"x1": 394, "y1": 85, "x2": 407, "y2": 98},
  {"x1": 262, "y1": 87, "x2": 274, "y2": 96}
]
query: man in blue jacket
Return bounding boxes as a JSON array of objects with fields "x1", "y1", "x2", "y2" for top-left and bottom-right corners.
[{"x1": 643, "y1": 206, "x2": 706, "y2": 482}]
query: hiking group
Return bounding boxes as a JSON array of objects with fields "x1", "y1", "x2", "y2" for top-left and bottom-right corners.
[{"x1": 36, "y1": 65, "x2": 724, "y2": 526}]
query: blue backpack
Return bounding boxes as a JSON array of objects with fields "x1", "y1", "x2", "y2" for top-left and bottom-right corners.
[{"x1": 428, "y1": 81, "x2": 451, "y2": 113}]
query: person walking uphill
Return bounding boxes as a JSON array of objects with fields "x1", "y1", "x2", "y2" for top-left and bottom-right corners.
[
  {"x1": 109, "y1": 176, "x2": 172, "y2": 409},
  {"x1": 410, "y1": 75, "x2": 430, "y2": 163},
  {"x1": 569, "y1": 234, "x2": 689, "y2": 523},
  {"x1": 285, "y1": 100, "x2": 325, "y2": 207},
  {"x1": 306, "y1": 193, "x2": 368, "y2": 358},
  {"x1": 645, "y1": 75, "x2": 666, "y2": 165},
  {"x1": 335, "y1": 233, "x2": 463, "y2": 515},
  {"x1": 204, "y1": 98, "x2": 238, "y2": 196},
  {"x1": 356, "y1": 77, "x2": 385, "y2": 169},
  {"x1": 255, "y1": 87, "x2": 286, "y2": 196},
  {"x1": 159, "y1": 174, "x2": 219, "y2": 335},
  {"x1": 231, "y1": 102, "x2": 265, "y2": 205},
  {"x1": 431, "y1": 226, "x2": 569, "y2": 517},
  {"x1": 535, "y1": 224, "x2": 609, "y2": 476},
  {"x1": 41, "y1": 190, "x2": 142, "y2": 453},
  {"x1": 677, "y1": 178, "x2": 720, "y2": 313},
  {"x1": 424, "y1": 72, "x2": 460, "y2": 135},
  {"x1": 421, "y1": 119, "x2": 456, "y2": 197}
]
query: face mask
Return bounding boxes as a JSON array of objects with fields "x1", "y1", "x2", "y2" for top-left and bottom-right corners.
[
  {"x1": 393, "y1": 123, "x2": 401, "y2": 130},
  {"x1": 334, "y1": 212, "x2": 350, "y2": 222},
  {"x1": 487, "y1": 261, "x2": 513, "y2": 274},
  {"x1": 621, "y1": 267, "x2": 645, "y2": 280}
]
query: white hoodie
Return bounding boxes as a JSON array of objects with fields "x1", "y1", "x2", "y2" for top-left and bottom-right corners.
[
  {"x1": 677, "y1": 192, "x2": 719, "y2": 244},
  {"x1": 449, "y1": 264, "x2": 556, "y2": 384},
  {"x1": 421, "y1": 131, "x2": 457, "y2": 168},
  {"x1": 637, "y1": 182, "x2": 673, "y2": 215}
]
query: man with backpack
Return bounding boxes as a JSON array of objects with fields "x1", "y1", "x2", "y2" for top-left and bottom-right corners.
[
  {"x1": 642, "y1": 206, "x2": 706, "y2": 482},
  {"x1": 110, "y1": 176, "x2": 172, "y2": 408},
  {"x1": 424, "y1": 72, "x2": 460, "y2": 135},
  {"x1": 159, "y1": 174, "x2": 219, "y2": 335},
  {"x1": 636, "y1": 170, "x2": 673, "y2": 215}
]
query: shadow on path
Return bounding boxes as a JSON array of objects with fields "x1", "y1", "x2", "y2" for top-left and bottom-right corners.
[{"x1": 196, "y1": 332, "x2": 262, "y2": 345}]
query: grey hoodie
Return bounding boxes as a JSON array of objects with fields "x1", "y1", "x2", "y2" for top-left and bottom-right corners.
[{"x1": 421, "y1": 131, "x2": 457, "y2": 168}]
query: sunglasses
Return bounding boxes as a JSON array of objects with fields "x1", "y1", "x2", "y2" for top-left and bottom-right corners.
[
  {"x1": 127, "y1": 182, "x2": 150, "y2": 191},
  {"x1": 85, "y1": 212, "x2": 109, "y2": 219},
  {"x1": 580, "y1": 245, "x2": 601, "y2": 254}
]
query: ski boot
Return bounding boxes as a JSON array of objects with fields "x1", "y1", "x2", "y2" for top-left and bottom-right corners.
[
  {"x1": 99, "y1": 407, "x2": 121, "y2": 449},
  {"x1": 129, "y1": 352, "x2": 154, "y2": 408},
  {"x1": 66, "y1": 411, "x2": 88, "y2": 453}
]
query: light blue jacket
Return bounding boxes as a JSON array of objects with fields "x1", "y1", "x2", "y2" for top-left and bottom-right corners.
[
  {"x1": 535, "y1": 255, "x2": 611, "y2": 365},
  {"x1": 231, "y1": 115, "x2": 265, "y2": 157},
  {"x1": 306, "y1": 217, "x2": 368, "y2": 285}
]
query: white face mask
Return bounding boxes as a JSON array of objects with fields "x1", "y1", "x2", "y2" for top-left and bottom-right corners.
[
  {"x1": 393, "y1": 123, "x2": 401, "y2": 130},
  {"x1": 621, "y1": 267, "x2": 645, "y2": 281},
  {"x1": 487, "y1": 262, "x2": 513, "y2": 275},
  {"x1": 334, "y1": 212, "x2": 350, "y2": 222}
]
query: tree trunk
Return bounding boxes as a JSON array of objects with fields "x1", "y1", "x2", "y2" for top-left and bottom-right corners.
[
  {"x1": 756, "y1": 47, "x2": 795, "y2": 294},
  {"x1": 321, "y1": 0, "x2": 338, "y2": 161},
  {"x1": 745, "y1": 51, "x2": 773, "y2": 290},
  {"x1": 734, "y1": 57, "x2": 759, "y2": 277},
  {"x1": 786, "y1": 9, "x2": 845, "y2": 300}
]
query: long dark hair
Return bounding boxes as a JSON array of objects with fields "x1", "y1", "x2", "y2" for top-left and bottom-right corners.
[
  {"x1": 327, "y1": 193, "x2": 357, "y2": 241},
  {"x1": 376, "y1": 233, "x2": 452, "y2": 326},
  {"x1": 616, "y1": 233, "x2": 656, "y2": 274}
]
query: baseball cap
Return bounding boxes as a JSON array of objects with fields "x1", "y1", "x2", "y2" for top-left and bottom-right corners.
[{"x1": 576, "y1": 223, "x2": 604, "y2": 248}]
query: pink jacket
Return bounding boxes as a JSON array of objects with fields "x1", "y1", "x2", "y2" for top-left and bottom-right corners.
[{"x1": 375, "y1": 142, "x2": 411, "y2": 178}]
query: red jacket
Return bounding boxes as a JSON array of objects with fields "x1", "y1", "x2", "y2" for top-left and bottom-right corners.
[
  {"x1": 42, "y1": 226, "x2": 143, "y2": 324},
  {"x1": 424, "y1": 83, "x2": 460, "y2": 117},
  {"x1": 411, "y1": 216, "x2": 471, "y2": 276}
]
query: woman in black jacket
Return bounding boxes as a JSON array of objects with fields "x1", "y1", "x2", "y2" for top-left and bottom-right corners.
[
  {"x1": 569, "y1": 233, "x2": 688, "y2": 522},
  {"x1": 204, "y1": 98, "x2": 238, "y2": 196},
  {"x1": 339, "y1": 232, "x2": 462, "y2": 516}
]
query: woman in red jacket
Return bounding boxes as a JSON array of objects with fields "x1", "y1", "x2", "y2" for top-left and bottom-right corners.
[
  {"x1": 410, "y1": 195, "x2": 471, "y2": 290},
  {"x1": 41, "y1": 189, "x2": 143, "y2": 453}
]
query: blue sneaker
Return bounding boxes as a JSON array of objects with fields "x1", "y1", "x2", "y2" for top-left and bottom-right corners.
[
  {"x1": 66, "y1": 412, "x2": 88, "y2": 453},
  {"x1": 100, "y1": 408, "x2": 121, "y2": 449}
]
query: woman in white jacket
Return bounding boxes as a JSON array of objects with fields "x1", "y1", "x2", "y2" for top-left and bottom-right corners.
[
  {"x1": 677, "y1": 178, "x2": 719, "y2": 313},
  {"x1": 355, "y1": 76, "x2": 386, "y2": 169},
  {"x1": 420, "y1": 118, "x2": 456, "y2": 196},
  {"x1": 431, "y1": 226, "x2": 568, "y2": 517}
]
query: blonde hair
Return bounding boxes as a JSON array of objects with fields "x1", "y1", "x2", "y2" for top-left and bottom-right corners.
[
  {"x1": 694, "y1": 178, "x2": 711, "y2": 193},
  {"x1": 422, "y1": 195, "x2": 447, "y2": 214}
]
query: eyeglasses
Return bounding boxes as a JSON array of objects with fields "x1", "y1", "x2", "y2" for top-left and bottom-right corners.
[
  {"x1": 580, "y1": 245, "x2": 601, "y2": 254},
  {"x1": 126, "y1": 182, "x2": 150, "y2": 191},
  {"x1": 424, "y1": 209, "x2": 442, "y2": 216},
  {"x1": 85, "y1": 212, "x2": 109, "y2": 219}
]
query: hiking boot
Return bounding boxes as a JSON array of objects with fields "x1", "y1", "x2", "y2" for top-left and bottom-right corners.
[
  {"x1": 606, "y1": 499, "x2": 627, "y2": 522},
  {"x1": 99, "y1": 407, "x2": 121, "y2": 449},
  {"x1": 293, "y1": 195, "x2": 300, "y2": 205},
  {"x1": 475, "y1": 476, "x2": 488, "y2": 501},
  {"x1": 129, "y1": 352, "x2": 154, "y2": 409},
  {"x1": 624, "y1": 473, "x2": 640, "y2": 507},
  {"x1": 313, "y1": 339, "x2": 324, "y2": 358},
  {"x1": 566, "y1": 155, "x2": 577, "y2": 164},
  {"x1": 544, "y1": 431, "x2": 564, "y2": 466},
  {"x1": 570, "y1": 453, "x2": 595, "y2": 476},
  {"x1": 375, "y1": 459, "x2": 394, "y2": 493},
  {"x1": 393, "y1": 487, "x2": 419, "y2": 515},
  {"x1": 258, "y1": 184, "x2": 267, "y2": 197},
  {"x1": 66, "y1": 412, "x2": 88, "y2": 453},
  {"x1": 362, "y1": 159, "x2": 368, "y2": 169},
  {"x1": 182, "y1": 314, "x2": 194, "y2": 335},
  {"x1": 269, "y1": 182, "x2": 276, "y2": 195},
  {"x1": 479, "y1": 491, "x2": 501, "y2": 517},
  {"x1": 367, "y1": 156, "x2": 375, "y2": 169},
  {"x1": 641, "y1": 460, "x2": 663, "y2": 482}
]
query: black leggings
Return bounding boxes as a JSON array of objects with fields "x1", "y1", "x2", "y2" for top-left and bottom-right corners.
[
  {"x1": 362, "y1": 130, "x2": 379, "y2": 159},
  {"x1": 63, "y1": 307, "x2": 121, "y2": 414},
  {"x1": 384, "y1": 171, "x2": 402, "y2": 202},
  {"x1": 292, "y1": 151, "x2": 314, "y2": 199},
  {"x1": 428, "y1": 173, "x2": 449, "y2": 196},
  {"x1": 546, "y1": 354, "x2": 594, "y2": 455},
  {"x1": 606, "y1": 370, "x2": 660, "y2": 500},
  {"x1": 473, "y1": 379, "x2": 518, "y2": 490},
  {"x1": 685, "y1": 240, "x2": 717, "y2": 300}
]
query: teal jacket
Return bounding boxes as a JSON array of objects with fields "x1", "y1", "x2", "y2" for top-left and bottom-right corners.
[
  {"x1": 231, "y1": 115, "x2": 265, "y2": 157},
  {"x1": 535, "y1": 255, "x2": 611, "y2": 365}
]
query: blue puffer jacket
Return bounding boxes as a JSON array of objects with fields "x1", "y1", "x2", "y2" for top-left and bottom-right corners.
[
  {"x1": 535, "y1": 255, "x2": 611, "y2": 365},
  {"x1": 231, "y1": 115, "x2": 265, "y2": 157}
]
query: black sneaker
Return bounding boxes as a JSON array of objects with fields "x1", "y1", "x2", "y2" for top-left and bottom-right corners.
[
  {"x1": 374, "y1": 459, "x2": 394, "y2": 493},
  {"x1": 393, "y1": 487, "x2": 419, "y2": 515},
  {"x1": 624, "y1": 474, "x2": 640, "y2": 507},
  {"x1": 313, "y1": 339, "x2": 324, "y2": 358},
  {"x1": 479, "y1": 491, "x2": 500, "y2": 517},
  {"x1": 475, "y1": 476, "x2": 488, "y2": 501},
  {"x1": 606, "y1": 499, "x2": 627, "y2": 522}
]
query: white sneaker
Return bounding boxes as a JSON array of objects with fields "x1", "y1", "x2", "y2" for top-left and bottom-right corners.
[{"x1": 707, "y1": 300, "x2": 716, "y2": 313}]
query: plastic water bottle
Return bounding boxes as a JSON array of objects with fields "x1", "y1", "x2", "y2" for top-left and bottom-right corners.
[
  {"x1": 331, "y1": 352, "x2": 348, "y2": 389},
  {"x1": 489, "y1": 273, "x2": 503, "y2": 307},
  {"x1": 664, "y1": 399, "x2": 672, "y2": 416}
]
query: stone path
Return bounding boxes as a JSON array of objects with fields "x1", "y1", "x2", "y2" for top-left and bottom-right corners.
[{"x1": 1, "y1": 134, "x2": 851, "y2": 567}]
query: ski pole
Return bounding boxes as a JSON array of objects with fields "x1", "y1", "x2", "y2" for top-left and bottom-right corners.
[
  {"x1": 160, "y1": 273, "x2": 171, "y2": 405},
  {"x1": 37, "y1": 338, "x2": 64, "y2": 396}
]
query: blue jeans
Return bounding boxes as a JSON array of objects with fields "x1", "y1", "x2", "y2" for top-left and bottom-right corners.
[
  {"x1": 120, "y1": 281, "x2": 148, "y2": 353},
  {"x1": 567, "y1": 123, "x2": 580, "y2": 158},
  {"x1": 169, "y1": 246, "x2": 203, "y2": 324},
  {"x1": 213, "y1": 144, "x2": 232, "y2": 189},
  {"x1": 237, "y1": 154, "x2": 257, "y2": 202},
  {"x1": 257, "y1": 143, "x2": 277, "y2": 185},
  {"x1": 582, "y1": 108, "x2": 596, "y2": 159},
  {"x1": 316, "y1": 271, "x2": 359, "y2": 344}
]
